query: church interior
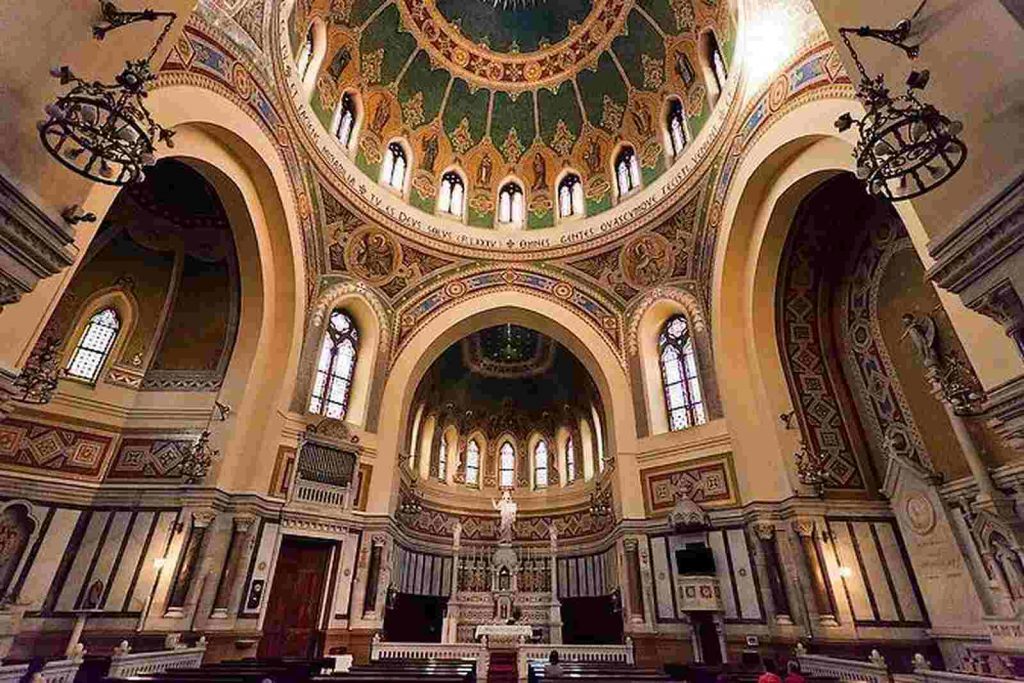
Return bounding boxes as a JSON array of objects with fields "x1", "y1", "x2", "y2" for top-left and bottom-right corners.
[{"x1": 0, "y1": 0, "x2": 1021, "y2": 680}]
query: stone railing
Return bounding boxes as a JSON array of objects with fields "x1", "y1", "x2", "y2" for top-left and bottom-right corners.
[
  {"x1": 0, "y1": 657, "x2": 82, "y2": 683},
  {"x1": 107, "y1": 639, "x2": 207, "y2": 678},
  {"x1": 518, "y1": 639, "x2": 634, "y2": 680},
  {"x1": 798, "y1": 647, "x2": 1020, "y2": 683},
  {"x1": 370, "y1": 635, "x2": 487, "y2": 680},
  {"x1": 795, "y1": 646, "x2": 891, "y2": 683},
  {"x1": 291, "y1": 476, "x2": 352, "y2": 509}
]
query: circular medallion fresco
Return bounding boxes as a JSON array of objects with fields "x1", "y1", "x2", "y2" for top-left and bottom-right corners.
[
  {"x1": 904, "y1": 493, "x2": 936, "y2": 536},
  {"x1": 620, "y1": 232, "x2": 674, "y2": 288},
  {"x1": 343, "y1": 225, "x2": 402, "y2": 285}
]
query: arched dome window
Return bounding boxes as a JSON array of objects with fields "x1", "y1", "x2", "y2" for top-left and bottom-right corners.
[
  {"x1": 309, "y1": 309, "x2": 359, "y2": 419},
  {"x1": 499, "y1": 441, "x2": 516, "y2": 487},
  {"x1": 465, "y1": 439, "x2": 480, "y2": 487},
  {"x1": 667, "y1": 98, "x2": 688, "y2": 159},
  {"x1": 701, "y1": 30, "x2": 728, "y2": 105},
  {"x1": 66, "y1": 307, "x2": 121, "y2": 383},
  {"x1": 438, "y1": 171, "x2": 465, "y2": 218},
  {"x1": 333, "y1": 92, "x2": 357, "y2": 148},
  {"x1": 534, "y1": 440, "x2": 549, "y2": 489},
  {"x1": 659, "y1": 315, "x2": 706, "y2": 431},
  {"x1": 565, "y1": 435, "x2": 576, "y2": 483},
  {"x1": 497, "y1": 181, "x2": 525, "y2": 227},
  {"x1": 381, "y1": 141, "x2": 408, "y2": 192},
  {"x1": 296, "y1": 25, "x2": 316, "y2": 81},
  {"x1": 557, "y1": 173, "x2": 584, "y2": 219},
  {"x1": 438, "y1": 433, "x2": 448, "y2": 480},
  {"x1": 614, "y1": 146, "x2": 641, "y2": 197}
]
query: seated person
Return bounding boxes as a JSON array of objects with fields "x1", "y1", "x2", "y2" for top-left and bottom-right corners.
[
  {"x1": 759, "y1": 659, "x2": 783, "y2": 683},
  {"x1": 785, "y1": 660, "x2": 806, "y2": 683},
  {"x1": 543, "y1": 650, "x2": 564, "y2": 677}
]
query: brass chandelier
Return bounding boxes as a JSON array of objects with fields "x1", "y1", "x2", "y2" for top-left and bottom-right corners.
[
  {"x1": 38, "y1": 2, "x2": 178, "y2": 186},
  {"x1": 834, "y1": 19, "x2": 967, "y2": 201}
]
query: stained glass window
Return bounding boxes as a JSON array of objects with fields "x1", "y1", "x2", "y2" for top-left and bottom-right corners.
[
  {"x1": 438, "y1": 171, "x2": 465, "y2": 217},
  {"x1": 558, "y1": 173, "x2": 584, "y2": 218},
  {"x1": 659, "y1": 315, "x2": 707, "y2": 431},
  {"x1": 308, "y1": 309, "x2": 359, "y2": 420},
  {"x1": 297, "y1": 25, "x2": 315, "y2": 80},
  {"x1": 381, "y1": 142, "x2": 408, "y2": 191},
  {"x1": 438, "y1": 435, "x2": 447, "y2": 480},
  {"x1": 334, "y1": 92, "x2": 357, "y2": 147},
  {"x1": 565, "y1": 436, "x2": 576, "y2": 482},
  {"x1": 534, "y1": 440, "x2": 549, "y2": 488},
  {"x1": 500, "y1": 441, "x2": 515, "y2": 487},
  {"x1": 66, "y1": 307, "x2": 120, "y2": 383},
  {"x1": 466, "y1": 439, "x2": 480, "y2": 486},
  {"x1": 615, "y1": 147, "x2": 641, "y2": 196},
  {"x1": 498, "y1": 182, "x2": 524, "y2": 226},
  {"x1": 667, "y1": 99, "x2": 688, "y2": 159}
]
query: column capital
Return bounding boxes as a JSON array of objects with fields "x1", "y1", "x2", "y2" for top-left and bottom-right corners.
[
  {"x1": 791, "y1": 519, "x2": 816, "y2": 538},
  {"x1": 751, "y1": 522, "x2": 776, "y2": 540}
]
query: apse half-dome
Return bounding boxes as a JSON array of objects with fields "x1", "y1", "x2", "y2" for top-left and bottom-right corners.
[{"x1": 287, "y1": 0, "x2": 737, "y2": 230}]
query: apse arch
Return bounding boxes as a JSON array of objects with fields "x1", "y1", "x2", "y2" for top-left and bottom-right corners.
[
  {"x1": 66, "y1": 83, "x2": 313, "y2": 494},
  {"x1": 370, "y1": 293, "x2": 637, "y2": 516}
]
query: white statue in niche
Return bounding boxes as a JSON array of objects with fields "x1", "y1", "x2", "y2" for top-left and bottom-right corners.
[
  {"x1": 452, "y1": 520, "x2": 462, "y2": 549},
  {"x1": 900, "y1": 313, "x2": 939, "y2": 369},
  {"x1": 492, "y1": 490, "x2": 517, "y2": 543}
]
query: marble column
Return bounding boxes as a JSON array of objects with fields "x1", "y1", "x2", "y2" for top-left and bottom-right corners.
[
  {"x1": 624, "y1": 539, "x2": 645, "y2": 623},
  {"x1": 210, "y1": 516, "x2": 255, "y2": 618},
  {"x1": 166, "y1": 510, "x2": 216, "y2": 615},
  {"x1": 751, "y1": 522, "x2": 792, "y2": 624},
  {"x1": 792, "y1": 520, "x2": 836, "y2": 626}
]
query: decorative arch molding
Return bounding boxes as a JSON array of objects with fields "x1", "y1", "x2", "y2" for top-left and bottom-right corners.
[
  {"x1": 626, "y1": 285, "x2": 721, "y2": 436},
  {"x1": 293, "y1": 278, "x2": 392, "y2": 429},
  {"x1": 390, "y1": 265, "x2": 625, "y2": 370}
]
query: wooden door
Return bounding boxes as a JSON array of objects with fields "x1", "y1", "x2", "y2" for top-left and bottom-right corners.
[{"x1": 258, "y1": 537, "x2": 333, "y2": 659}]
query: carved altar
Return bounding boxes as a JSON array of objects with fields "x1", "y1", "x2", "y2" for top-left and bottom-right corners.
[{"x1": 444, "y1": 502, "x2": 562, "y2": 645}]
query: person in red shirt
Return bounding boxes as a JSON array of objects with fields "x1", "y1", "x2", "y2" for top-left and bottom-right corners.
[
  {"x1": 759, "y1": 659, "x2": 784, "y2": 683},
  {"x1": 785, "y1": 660, "x2": 807, "y2": 683}
]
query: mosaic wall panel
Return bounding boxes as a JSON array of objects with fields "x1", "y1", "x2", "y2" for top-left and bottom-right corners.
[
  {"x1": 401, "y1": 502, "x2": 615, "y2": 543},
  {"x1": 639, "y1": 453, "x2": 738, "y2": 516},
  {"x1": 0, "y1": 419, "x2": 114, "y2": 480}
]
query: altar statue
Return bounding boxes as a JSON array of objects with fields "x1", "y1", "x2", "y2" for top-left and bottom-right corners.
[{"x1": 492, "y1": 490, "x2": 517, "y2": 543}]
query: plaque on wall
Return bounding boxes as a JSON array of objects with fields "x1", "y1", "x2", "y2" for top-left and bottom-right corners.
[{"x1": 246, "y1": 579, "x2": 265, "y2": 610}]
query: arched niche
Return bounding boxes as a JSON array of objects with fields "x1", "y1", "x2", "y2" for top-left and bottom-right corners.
[
  {"x1": 42, "y1": 84, "x2": 312, "y2": 495},
  {"x1": 370, "y1": 294, "x2": 637, "y2": 516}
]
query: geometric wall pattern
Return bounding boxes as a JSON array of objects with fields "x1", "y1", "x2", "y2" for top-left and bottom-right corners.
[
  {"x1": 640, "y1": 452, "x2": 738, "y2": 515},
  {"x1": 0, "y1": 419, "x2": 114, "y2": 480},
  {"x1": 107, "y1": 438, "x2": 197, "y2": 479}
]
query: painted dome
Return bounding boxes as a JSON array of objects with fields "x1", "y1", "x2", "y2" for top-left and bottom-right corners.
[{"x1": 288, "y1": 0, "x2": 737, "y2": 230}]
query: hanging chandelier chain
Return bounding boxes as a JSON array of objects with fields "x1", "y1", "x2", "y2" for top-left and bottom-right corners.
[{"x1": 144, "y1": 10, "x2": 179, "y2": 65}]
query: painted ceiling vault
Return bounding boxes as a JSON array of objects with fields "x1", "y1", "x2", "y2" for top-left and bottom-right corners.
[{"x1": 291, "y1": 0, "x2": 735, "y2": 228}]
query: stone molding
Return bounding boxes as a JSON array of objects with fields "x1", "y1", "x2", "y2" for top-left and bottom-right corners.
[
  {"x1": 927, "y1": 172, "x2": 1024, "y2": 296},
  {"x1": 0, "y1": 164, "x2": 77, "y2": 311},
  {"x1": 981, "y1": 375, "x2": 1024, "y2": 450}
]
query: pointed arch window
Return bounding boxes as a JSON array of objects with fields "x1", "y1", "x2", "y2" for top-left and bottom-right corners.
[
  {"x1": 534, "y1": 440, "x2": 549, "y2": 489},
  {"x1": 558, "y1": 173, "x2": 584, "y2": 218},
  {"x1": 703, "y1": 31, "x2": 728, "y2": 101},
  {"x1": 499, "y1": 441, "x2": 516, "y2": 488},
  {"x1": 667, "y1": 98, "x2": 688, "y2": 159},
  {"x1": 296, "y1": 25, "x2": 316, "y2": 81},
  {"x1": 659, "y1": 315, "x2": 706, "y2": 431},
  {"x1": 333, "y1": 92, "x2": 357, "y2": 147},
  {"x1": 66, "y1": 307, "x2": 121, "y2": 383},
  {"x1": 309, "y1": 309, "x2": 359, "y2": 419},
  {"x1": 438, "y1": 434, "x2": 448, "y2": 480},
  {"x1": 381, "y1": 142, "x2": 408, "y2": 191},
  {"x1": 497, "y1": 182, "x2": 525, "y2": 227},
  {"x1": 465, "y1": 439, "x2": 480, "y2": 486},
  {"x1": 565, "y1": 435, "x2": 576, "y2": 483},
  {"x1": 615, "y1": 147, "x2": 641, "y2": 196},
  {"x1": 438, "y1": 171, "x2": 465, "y2": 218}
]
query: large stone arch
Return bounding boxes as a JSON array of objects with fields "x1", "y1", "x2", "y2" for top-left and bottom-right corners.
[{"x1": 369, "y1": 291, "x2": 640, "y2": 518}]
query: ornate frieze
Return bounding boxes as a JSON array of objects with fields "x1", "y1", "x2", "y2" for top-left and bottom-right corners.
[{"x1": 639, "y1": 453, "x2": 738, "y2": 516}]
